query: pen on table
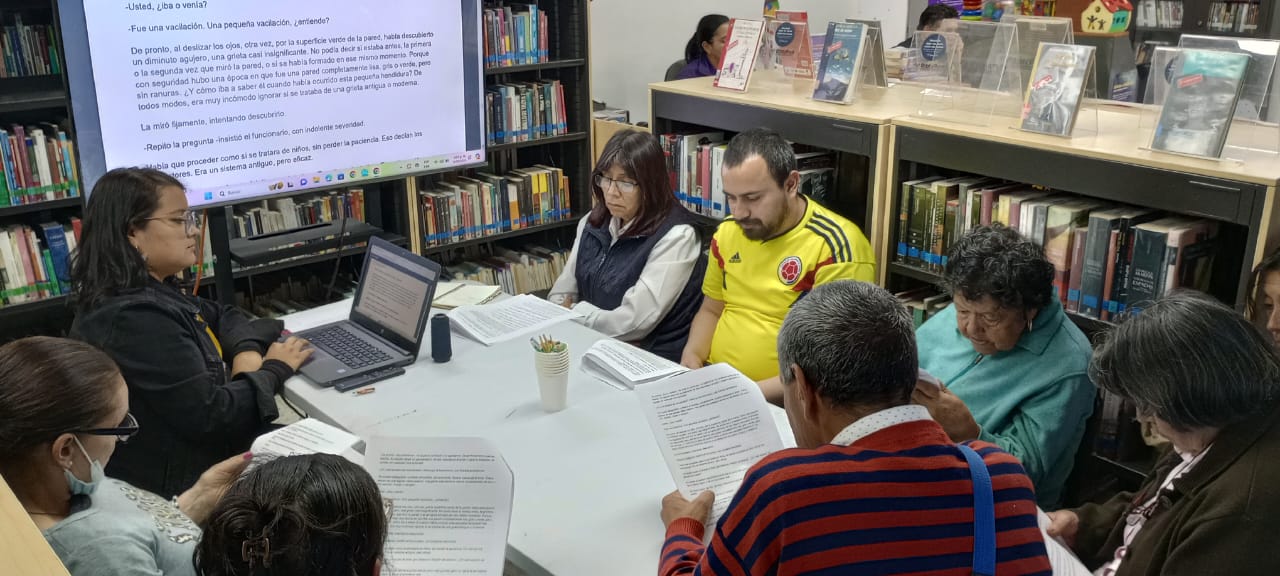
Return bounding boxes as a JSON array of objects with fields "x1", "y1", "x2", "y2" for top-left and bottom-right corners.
[{"x1": 355, "y1": 388, "x2": 376, "y2": 396}]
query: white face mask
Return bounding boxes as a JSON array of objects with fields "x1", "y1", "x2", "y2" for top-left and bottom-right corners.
[{"x1": 64, "y1": 436, "x2": 104, "y2": 496}]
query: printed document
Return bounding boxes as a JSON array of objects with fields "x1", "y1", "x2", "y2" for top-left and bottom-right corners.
[
  {"x1": 367, "y1": 437, "x2": 514, "y2": 576},
  {"x1": 635, "y1": 363, "x2": 785, "y2": 521},
  {"x1": 581, "y1": 339, "x2": 687, "y2": 390},
  {"x1": 448, "y1": 294, "x2": 580, "y2": 345}
]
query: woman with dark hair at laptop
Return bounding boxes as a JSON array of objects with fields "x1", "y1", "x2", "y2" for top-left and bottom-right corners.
[{"x1": 70, "y1": 167, "x2": 313, "y2": 498}]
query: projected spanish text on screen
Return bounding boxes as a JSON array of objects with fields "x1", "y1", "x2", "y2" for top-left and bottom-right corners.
[{"x1": 79, "y1": 0, "x2": 480, "y2": 205}]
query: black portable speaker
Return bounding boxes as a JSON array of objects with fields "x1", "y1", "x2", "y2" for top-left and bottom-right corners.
[{"x1": 430, "y1": 313, "x2": 452, "y2": 363}]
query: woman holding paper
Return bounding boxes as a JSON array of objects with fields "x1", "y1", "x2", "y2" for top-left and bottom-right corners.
[
  {"x1": 548, "y1": 130, "x2": 706, "y2": 362},
  {"x1": 1046, "y1": 291, "x2": 1280, "y2": 576},
  {"x1": 69, "y1": 167, "x2": 313, "y2": 498},
  {"x1": 913, "y1": 224, "x2": 1094, "y2": 509},
  {"x1": 0, "y1": 337, "x2": 250, "y2": 576}
]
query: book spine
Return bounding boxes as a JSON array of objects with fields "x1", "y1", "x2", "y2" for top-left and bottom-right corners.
[
  {"x1": 1079, "y1": 216, "x2": 1113, "y2": 319},
  {"x1": 1126, "y1": 227, "x2": 1168, "y2": 315},
  {"x1": 1066, "y1": 227, "x2": 1088, "y2": 313}
]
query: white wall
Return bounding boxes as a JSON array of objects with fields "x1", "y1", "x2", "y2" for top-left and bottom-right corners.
[{"x1": 590, "y1": 0, "x2": 909, "y2": 123}]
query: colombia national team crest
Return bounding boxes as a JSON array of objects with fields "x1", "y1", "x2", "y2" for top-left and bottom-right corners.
[{"x1": 778, "y1": 256, "x2": 803, "y2": 285}]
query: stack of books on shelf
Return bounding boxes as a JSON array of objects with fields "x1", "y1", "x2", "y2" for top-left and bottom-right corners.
[
  {"x1": 894, "y1": 286, "x2": 951, "y2": 328},
  {"x1": 885, "y1": 47, "x2": 907, "y2": 80},
  {"x1": 482, "y1": 3, "x2": 550, "y2": 69},
  {"x1": 1208, "y1": 1, "x2": 1259, "y2": 33},
  {"x1": 485, "y1": 80, "x2": 568, "y2": 145},
  {"x1": 896, "y1": 176, "x2": 1219, "y2": 320},
  {"x1": 1, "y1": 15, "x2": 61, "y2": 78},
  {"x1": 0, "y1": 218, "x2": 78, "y2": 308},
  {"x1": 446, "y1": 245, "x2": 569, "y2": 296},
  {"x1": 230, "y1": 190, "x2": 366, "y2": 239},
  {"x1": 1136, "y1": 0, "x2": 1184, "y2": 28},
  {"x1": 1, "y1": 125, "x2": 79, "y2": 206},
  {"x1": 658, "y1": 131, "x2": 835, "y2": 219},
  {"x1": 420, "y1": 166, "x2": 571, "y2": 247}
]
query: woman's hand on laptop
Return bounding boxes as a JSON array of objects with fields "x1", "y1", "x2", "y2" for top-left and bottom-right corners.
[{"x1": 266, "y1": 336, "x2": 314, "y2": 371}]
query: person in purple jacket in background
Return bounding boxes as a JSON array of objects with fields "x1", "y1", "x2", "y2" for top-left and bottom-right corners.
[{"x1": 676, "y1": 14, "x2": 729, "y2": 80}]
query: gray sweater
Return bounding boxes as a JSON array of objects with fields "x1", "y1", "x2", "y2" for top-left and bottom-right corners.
[{"x1": 43, "y1": 478, "x2": 199, "y2": 576}]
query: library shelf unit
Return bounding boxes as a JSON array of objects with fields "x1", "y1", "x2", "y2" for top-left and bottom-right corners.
[
  {"x1": 886, "y1": 106, "x2": 1280, "y2": 501},
  {"x1": 649, "y1": 78, "x2": 921, "y2": 276},
  {"x1": 0, "y1": 0, "x2": 80, "y2": 342}
]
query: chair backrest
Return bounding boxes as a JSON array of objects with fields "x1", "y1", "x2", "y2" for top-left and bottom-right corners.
[
  {"x1": 664, "y1": 59, "x2": 687, "y2": 82},
  {"x1": 0, "y1": 475, "x2": 71, "y2": 575}
]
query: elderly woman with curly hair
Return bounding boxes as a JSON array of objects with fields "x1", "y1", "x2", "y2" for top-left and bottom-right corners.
[
  {"x1": 1047, "y1": 291, "x2": 1280, "y2": 576},
  {"x1": 914, "y1": 224, "x2": 1095, "y2": 508}
]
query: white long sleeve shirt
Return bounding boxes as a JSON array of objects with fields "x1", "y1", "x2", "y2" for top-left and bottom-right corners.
[{"x1": 547, "y1": 216, "x2": 701, "y2": 341}]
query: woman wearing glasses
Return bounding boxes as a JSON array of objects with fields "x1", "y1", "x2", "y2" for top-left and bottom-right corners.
[
  {"x1": 0, "y1": 337, "x2": 249, "y2": 576},
  {"x1": 69, "y1": 167, "x2": 312, "y2": 498},
  {"x1": 548, "y1": 130, "x2": 706, "y2": 361},
  {"x1": 912, "y1": 224, "x2": 1096, "y2": 509},
  {"x1": 1046, "y1": 291, "x2": 1280, "y2": 576}
]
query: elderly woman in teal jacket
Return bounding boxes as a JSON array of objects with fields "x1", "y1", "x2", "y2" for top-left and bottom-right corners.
[{"x1": 913, "y1": 224, "x2": 1094, "y2": 508}]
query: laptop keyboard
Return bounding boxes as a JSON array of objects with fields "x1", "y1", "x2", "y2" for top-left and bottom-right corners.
[{"x1": 307, "y1": 325, "x2": 394, "y2": 369}]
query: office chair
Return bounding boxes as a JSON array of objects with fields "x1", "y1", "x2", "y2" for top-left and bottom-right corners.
[{"x1": 664, "y1": 59, "x2": 686, "y2": 82}]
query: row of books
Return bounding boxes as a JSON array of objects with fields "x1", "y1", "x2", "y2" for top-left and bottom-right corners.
[
  {"x1": 485, "y1": 80, "x2": 569, "y2": 145},
  {"x1": 230, "y1": 190, "x2": 367, "y2": 239},
  {"x1": 896, "y1": 176, "x2": 1218, "y2": 320},
  {"x1": 658, "y1": 131, "x2": 835, "y2": 218},
  {"x1": 1135, "y1": 0, "x2": 1184, "y2": 28},
  {"x1": 482, "y1": 3, "x2": 550, "y2": 69},
  {"x1": 1207, "y1": 1, "x2": 1260, "y2": 33},
  {"x1": 420, "y1": 165, "x2": 571, "y2": 247},
  {"x1": 0, "y1": 219, "x2": 78, "y2": 308},
  {"x1": 1, "y1": 125, "x2": 80, "y2": 206},
  {"x1": 1, "y1": 16, "x2": 60, "y2": 78},
  {"x1": 446, "y1": 246, "x2": 569, "y2": 297}
]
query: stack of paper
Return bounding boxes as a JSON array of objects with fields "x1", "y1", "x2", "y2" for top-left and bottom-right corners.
[
  {"x1": 581, "y1": 339, "x2": 687, "y2": 390},
  {"x1": 448, "y1": 294, "x2": 581, "y2": 345},
  {"x1": 433, "y1": 281, "x2": 503, "y2": 310}
]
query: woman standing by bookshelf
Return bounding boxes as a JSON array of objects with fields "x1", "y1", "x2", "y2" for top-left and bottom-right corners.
[
  {"x1": 69, "y1": 168, "x2": 312, "y2": 498},
  {"x1": 548, "y1": 130, "x2": 705, "y2": 362},
  {"x1": 676, "y1": 14, "x2": 729, "y2": 80}
]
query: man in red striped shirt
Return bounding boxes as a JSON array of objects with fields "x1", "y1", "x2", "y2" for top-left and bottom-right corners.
[{"x1": 659, "y1": 280, "x2": 1052, "y2": 576}]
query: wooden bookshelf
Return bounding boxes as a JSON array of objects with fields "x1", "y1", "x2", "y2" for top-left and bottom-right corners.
[{"x1": 0, "y1": 0, "x2": 80, "y2": 344}]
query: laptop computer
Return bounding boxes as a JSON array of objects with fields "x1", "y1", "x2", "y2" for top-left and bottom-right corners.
[{"x1": 294, "y1": 236, "x2": 441, "y2": 386}]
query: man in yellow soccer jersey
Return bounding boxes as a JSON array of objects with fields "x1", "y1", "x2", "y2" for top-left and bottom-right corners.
[{"x1": 680, "y1": 128, "x2": 875, "y2": 402}]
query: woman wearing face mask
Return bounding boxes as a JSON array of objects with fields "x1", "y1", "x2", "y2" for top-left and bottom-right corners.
[
  {"x1": 547, "y1": 130, "x2": 705, "y2": 361},
  {"x1": 912, "y1": 224, "x2": 1095, "y2": 509},
  {"x1": 0, "y1": 337, "x2": 250, "y2": 576},
  {"x1": 70, "y1": 168, "x2": 313, "y2": 498}
]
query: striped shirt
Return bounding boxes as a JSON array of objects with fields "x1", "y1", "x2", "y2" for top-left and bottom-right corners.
[{"x1": 659, "y1": 413, "x2": 1052, "y2": 576}]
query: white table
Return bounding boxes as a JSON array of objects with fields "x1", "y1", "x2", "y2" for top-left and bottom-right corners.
[{"x1": 282, "y1": 299, "x2": 793, "y2": 576}]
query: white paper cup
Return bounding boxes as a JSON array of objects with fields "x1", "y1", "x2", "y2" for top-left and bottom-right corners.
[{"x1": 534, "y1": 348, "x2": 570, "y2": 412}]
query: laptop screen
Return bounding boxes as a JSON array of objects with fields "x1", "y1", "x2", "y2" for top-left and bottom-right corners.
[{"x1": 352, "y1": 240, "x2": 438, "y2": 343}]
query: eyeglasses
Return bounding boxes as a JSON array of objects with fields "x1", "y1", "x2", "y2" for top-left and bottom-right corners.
[
  {"x1": 145, "y1": 210, "x2": 202, "y2": 233},
  {"x1": 75, "y1": 412, "x2": 140, "y2": 444},
  {"x1": 595, "y1": 175, "x2": 639, "y2": 195}
]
